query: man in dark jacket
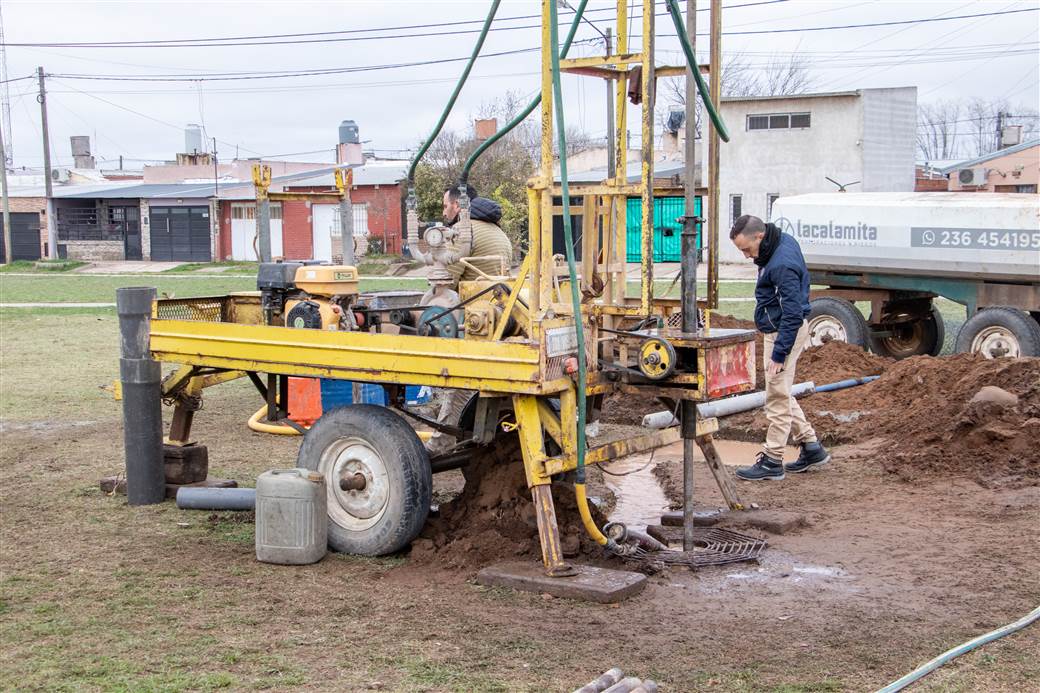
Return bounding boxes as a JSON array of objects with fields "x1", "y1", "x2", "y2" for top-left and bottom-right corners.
[{"x1": 729, "y1": 214, "x2": 830, "y2": 481}]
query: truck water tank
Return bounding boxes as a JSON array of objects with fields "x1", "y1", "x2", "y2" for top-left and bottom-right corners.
[{"x1": 255, "y1": 469, "x2": 328, "y2": 565}]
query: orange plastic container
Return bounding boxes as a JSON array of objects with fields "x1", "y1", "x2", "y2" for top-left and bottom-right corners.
[{"x1": 288, "y1": 377, "x2": 323, "y2": 426}]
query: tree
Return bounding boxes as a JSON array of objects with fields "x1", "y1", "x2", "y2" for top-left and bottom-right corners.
[
  {"x1": 661, "y1": 52, "x2": 815, "y2": 138},
  {"x1": 916, "y1": 98, "x2": 1038, "y2": 161},
  {"x1": 917, "y1": 100, "x2": 961, "y2": 161}
]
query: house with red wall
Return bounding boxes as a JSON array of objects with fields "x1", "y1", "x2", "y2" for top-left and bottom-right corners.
[{"x1": 214, "y1": 161, "x2": 407, "y2": 262}]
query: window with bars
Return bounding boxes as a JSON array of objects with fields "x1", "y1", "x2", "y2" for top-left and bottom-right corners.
[
  {"x1": 230, "y1": 202, "x2": 282, "y2": 220},
  {"x1": 747, "y1": 112, "x2": 811, "y2": 131},
  {"x1": 331, "y1": 203, "x2": 369, "y2": 237},
  {"x1": 730, "y1": 194, "x2": 743, "y2": 230}
]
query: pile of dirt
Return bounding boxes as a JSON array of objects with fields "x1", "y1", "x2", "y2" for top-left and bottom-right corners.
[
  {"x1": 797, "y1": 340, "x2": 892, "y2": 386},
  {"x1": 728, "y1": 354, "x2": 1040, "y2": 487},
  {"x1": 411, "y1": 437, "x2": 612, "y2": 570}
]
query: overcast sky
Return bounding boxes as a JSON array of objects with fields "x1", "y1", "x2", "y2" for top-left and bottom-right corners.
[{"x1": 2, "y1": 0, "x2": 1038, "y2": 170}]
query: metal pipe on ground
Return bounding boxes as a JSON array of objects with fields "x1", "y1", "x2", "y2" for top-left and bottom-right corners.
[
  {"x1": 642, "y1": 382, "x2": 817, "y2": 428},
  {"x1": 117, "y1": 287, "x2": 165, "y2": 505},
  {"x1": 176, "y1": 487, "x2": 256, "y2": 511},
  {"x1": 603, "y1": 678, "x2": 647, "y2": 693},
  {"x1": 572, "y1": 668, "x2": 624, "y2": 693}
]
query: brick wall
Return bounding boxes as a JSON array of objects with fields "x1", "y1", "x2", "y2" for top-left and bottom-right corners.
[
  {"x1": 218, "y1": 201, "x2": 233, "y2": 260},
  {"x1": 281, "y1": 200, "x2": 312, "y2": 260},
  {"x1": 64, "y1": 240, "x2": 124, "y2": 261},
  {"x1": 9, "y1": 197, "x2": 48, "y2": 257},
  {"x1": 283, "y1": 184, "x2": 404, "y2": 255},
  {"x1": 351, "y1": 185, "x2": 402, "y2": 254}
]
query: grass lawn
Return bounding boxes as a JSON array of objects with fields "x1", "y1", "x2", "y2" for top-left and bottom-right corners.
[{"x1": 2, "y1": 312, "x2": 1037, "y2": 691}]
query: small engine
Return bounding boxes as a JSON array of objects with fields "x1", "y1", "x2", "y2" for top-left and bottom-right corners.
[{"x1": 258, "y1": 261, "x2": 360, "y2": 331}]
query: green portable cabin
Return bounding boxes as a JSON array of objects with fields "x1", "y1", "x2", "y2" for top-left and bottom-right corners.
[{"x1": 625, "y1": 195, "x2": 702, "y2": 262}]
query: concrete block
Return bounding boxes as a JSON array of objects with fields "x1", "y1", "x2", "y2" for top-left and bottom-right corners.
[
  {"x1": 722, "y1": 509, "x2": 808, "y2": 535},
  {"x1": 163, "y1": 444, "x2": 208, "y2": 485},
  {"x1": 475, "y1": 561, "x2": 647, "y2": 603},
  {"x1": 660, "y1": 510, "x2": 725, "y2": 527}
]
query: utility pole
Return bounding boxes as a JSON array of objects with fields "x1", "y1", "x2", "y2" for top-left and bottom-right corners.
[
  {"x1": 605, "y1": 27, "x2": 615, "y2": 175},
  {"x1": 37, "y1": 67, "x2": 55, "y2": 259},
  {"x1": 212, "y1": 137, "x2": 219, "y2": 196},
  {"x1": 1, "y1": 123, "x2": 11, "y2": 263}
]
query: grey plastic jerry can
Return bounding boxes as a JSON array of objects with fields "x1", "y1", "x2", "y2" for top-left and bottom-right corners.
[{"x1": 255, "y1": 468, "x2": 328, "y2": 565}]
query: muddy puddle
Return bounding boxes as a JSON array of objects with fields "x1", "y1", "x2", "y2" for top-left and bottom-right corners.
[
  {"x1": 600, "y1": 452, "x2": 669, "y2": 531},
  {"x1": 601, "y1": 439, "x2": 800, "y2": 529}
]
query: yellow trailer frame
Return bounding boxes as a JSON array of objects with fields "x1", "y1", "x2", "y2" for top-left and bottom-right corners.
[{"x1": 147, "y1": 0, "x2": 751, "y2": 575}]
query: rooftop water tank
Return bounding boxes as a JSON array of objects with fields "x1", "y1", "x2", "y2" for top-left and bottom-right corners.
[
  {"x1": 185, "y1": 124, "x2": 204, "y2": 154},
  {"x1": 338, "y1": 120, "x2": 359, "y2": 145}
]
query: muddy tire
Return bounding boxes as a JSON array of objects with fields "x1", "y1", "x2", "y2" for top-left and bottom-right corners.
[
  {"x1": 297, "y1": 405, "x2": 431, "y2": 556},
  {"x1": 869, "y1": 304, "x2": 945, "y2": 359},
  {"x1": 955, "y1": 307, "x2": 1040, "y2": 358},
  {"x1": 808, "y1": 297, "x2": 868, "y2": 348}
]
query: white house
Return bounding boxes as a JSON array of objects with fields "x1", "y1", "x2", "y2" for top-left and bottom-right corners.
[{"x1": 713, "y1": 87, "x2": 917, "y2": 262}]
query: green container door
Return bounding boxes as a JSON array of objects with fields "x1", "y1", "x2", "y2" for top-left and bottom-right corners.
[{"x1": 625, "y1": 196, "x2": 701, "y2": 262}]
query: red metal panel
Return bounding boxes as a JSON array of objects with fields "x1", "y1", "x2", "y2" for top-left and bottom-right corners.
[{"x1": 704, "y1": 340, "x2": 756, "y2": 399}]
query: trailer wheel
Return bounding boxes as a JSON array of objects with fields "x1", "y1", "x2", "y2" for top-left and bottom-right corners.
[
  {"x1": 955, "y1": 307, "x2": 1040, "y2": 358},
  {"x1": 869, "y1": 304, "x2": 945, "y2": 359},
  {"x1": 807, "y1": 298, "x2": 868, "y2": 348},
  {"x1": 297, "y1": 405, "x2": 431, "y2": 556}
]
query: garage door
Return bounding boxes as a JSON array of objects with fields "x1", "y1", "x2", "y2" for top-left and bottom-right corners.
[
  {"x1": 0, "y1": 212, "x2": 42, "y2": 262},
  {"x1": 149, "y1": 206, "x2": 212, "y2": 262}
]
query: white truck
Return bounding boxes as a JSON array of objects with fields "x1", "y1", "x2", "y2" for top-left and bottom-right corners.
[{"x1": 770, "y1": 192, "x2": 1040, "y2": 358}]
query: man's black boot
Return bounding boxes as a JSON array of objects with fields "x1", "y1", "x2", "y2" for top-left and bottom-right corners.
[
  {"x1": 785, "y1": 441, "x2": 831, "y2": 473},
  {"x1": 735, "y1": 452, "x2": 785, "y2": 481}
]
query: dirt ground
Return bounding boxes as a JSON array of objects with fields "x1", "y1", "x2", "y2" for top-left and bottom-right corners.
[{"x1": 2, "y1": 315, "x2": 1039, "y2": 691}]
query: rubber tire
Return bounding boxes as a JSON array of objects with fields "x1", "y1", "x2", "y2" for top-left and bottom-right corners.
[
  {"x1": 807, "y1": 297, "x2": 869, "y2": 348},
  {"x1": 955, "y1": 306, "x2": 1040, "y2": 358},
  {"x1": 297, "y1": 404, "x2": 432, "y2": 556},
  {"x1": 869, "y1": 304, "x2": 945, "y2": 359}
]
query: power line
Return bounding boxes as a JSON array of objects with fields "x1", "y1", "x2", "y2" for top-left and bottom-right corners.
[
  {"x1": 47, "y1": 42, "x2": 600, "y2": 82},
  {"x1": 50, "y1": 78, "x2": 264, "y2": 156},
  {"x1": 1, "y1": 1, "x2": 784, "y2": 49}
]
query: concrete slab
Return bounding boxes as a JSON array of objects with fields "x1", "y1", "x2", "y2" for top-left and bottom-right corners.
[
  {"x1": 475, "y1": 561, "x2": 647, "y2": 603},
  {"x1": 659, "y1": 509, "x2": 807, "y2": 535},
  {"x1": 99, "y1": 476, "x2": 237, "y2": 498}
]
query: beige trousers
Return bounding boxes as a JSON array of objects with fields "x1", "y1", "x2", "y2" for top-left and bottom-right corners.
[{"x1": 763, "y1": 320, "x2": 818, "y2": 460}]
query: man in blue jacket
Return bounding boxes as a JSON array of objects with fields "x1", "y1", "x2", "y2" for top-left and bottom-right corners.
[{"x1": 729, "y1": 214, "x2": 830, "y2": 480}]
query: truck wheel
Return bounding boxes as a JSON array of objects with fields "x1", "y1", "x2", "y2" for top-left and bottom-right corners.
[
  {"x1": 807, "y1": 298, "x2": 868, "y2": 348},
  {"x1": 955, "y1": 307, "x2": 1040, "y2": 358},
  {"x1": 297, "y1": 405, "x2": 431, "y2": 556},
  {"x1": 869, "y1": 304, "x2": 945, "y2": 359}
]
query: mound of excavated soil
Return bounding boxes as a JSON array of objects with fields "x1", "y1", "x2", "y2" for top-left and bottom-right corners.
[
  {"x1": 728, "y1": 354, "x2": 1040, "y2": 487},
  {"x1": 411, "y1": 437, "x2": 611, "y2": 570},
  {"x1": 797, "y1": 340, "x2": 892, "y2": 386}
]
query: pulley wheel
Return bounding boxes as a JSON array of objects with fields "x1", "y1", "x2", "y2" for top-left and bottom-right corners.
[
  {"x1": 638, "y1": 337, "x2": 676, "y2": 380},
  {"x1": 417, "y1": 306, "x2": 459, "y2": 339}
]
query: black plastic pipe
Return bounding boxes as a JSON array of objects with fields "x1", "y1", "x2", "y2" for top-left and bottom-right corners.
[{"x1": 117, "y1": 287, "x2": 166, "y2": 505}]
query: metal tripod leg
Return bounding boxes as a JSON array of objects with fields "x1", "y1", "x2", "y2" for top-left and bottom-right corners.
[
  {"x1": 513, "y1": 395, "x2": 577, "y2": 577},
  {"x1": 696, "y1": 433, "x2": 745, "y2": 511}
]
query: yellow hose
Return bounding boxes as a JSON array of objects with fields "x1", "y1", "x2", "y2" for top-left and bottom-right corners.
[
  {"x1": 248, "y1": 404, "x2": 305, "y2": 436},
  {"x1": 246, "y1": 403, "x2": 434, "y2": 442},
  {"x1": 575, "y1": 483, "x2": 609, "y2": 546}
]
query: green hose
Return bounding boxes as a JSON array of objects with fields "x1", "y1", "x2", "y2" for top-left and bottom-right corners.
[
  {"x1": 406, "y1": 0, "x2": 502, "y2": 186},
  {"x1": 548, "y1": 0, "x2": 588, "y2": 485},
  {"x1": 663, "y1": 0, "x2": 730, "y2": 142},
  {"x1": 460, "y1": 0, "x2": 589, "y2": 183}
]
